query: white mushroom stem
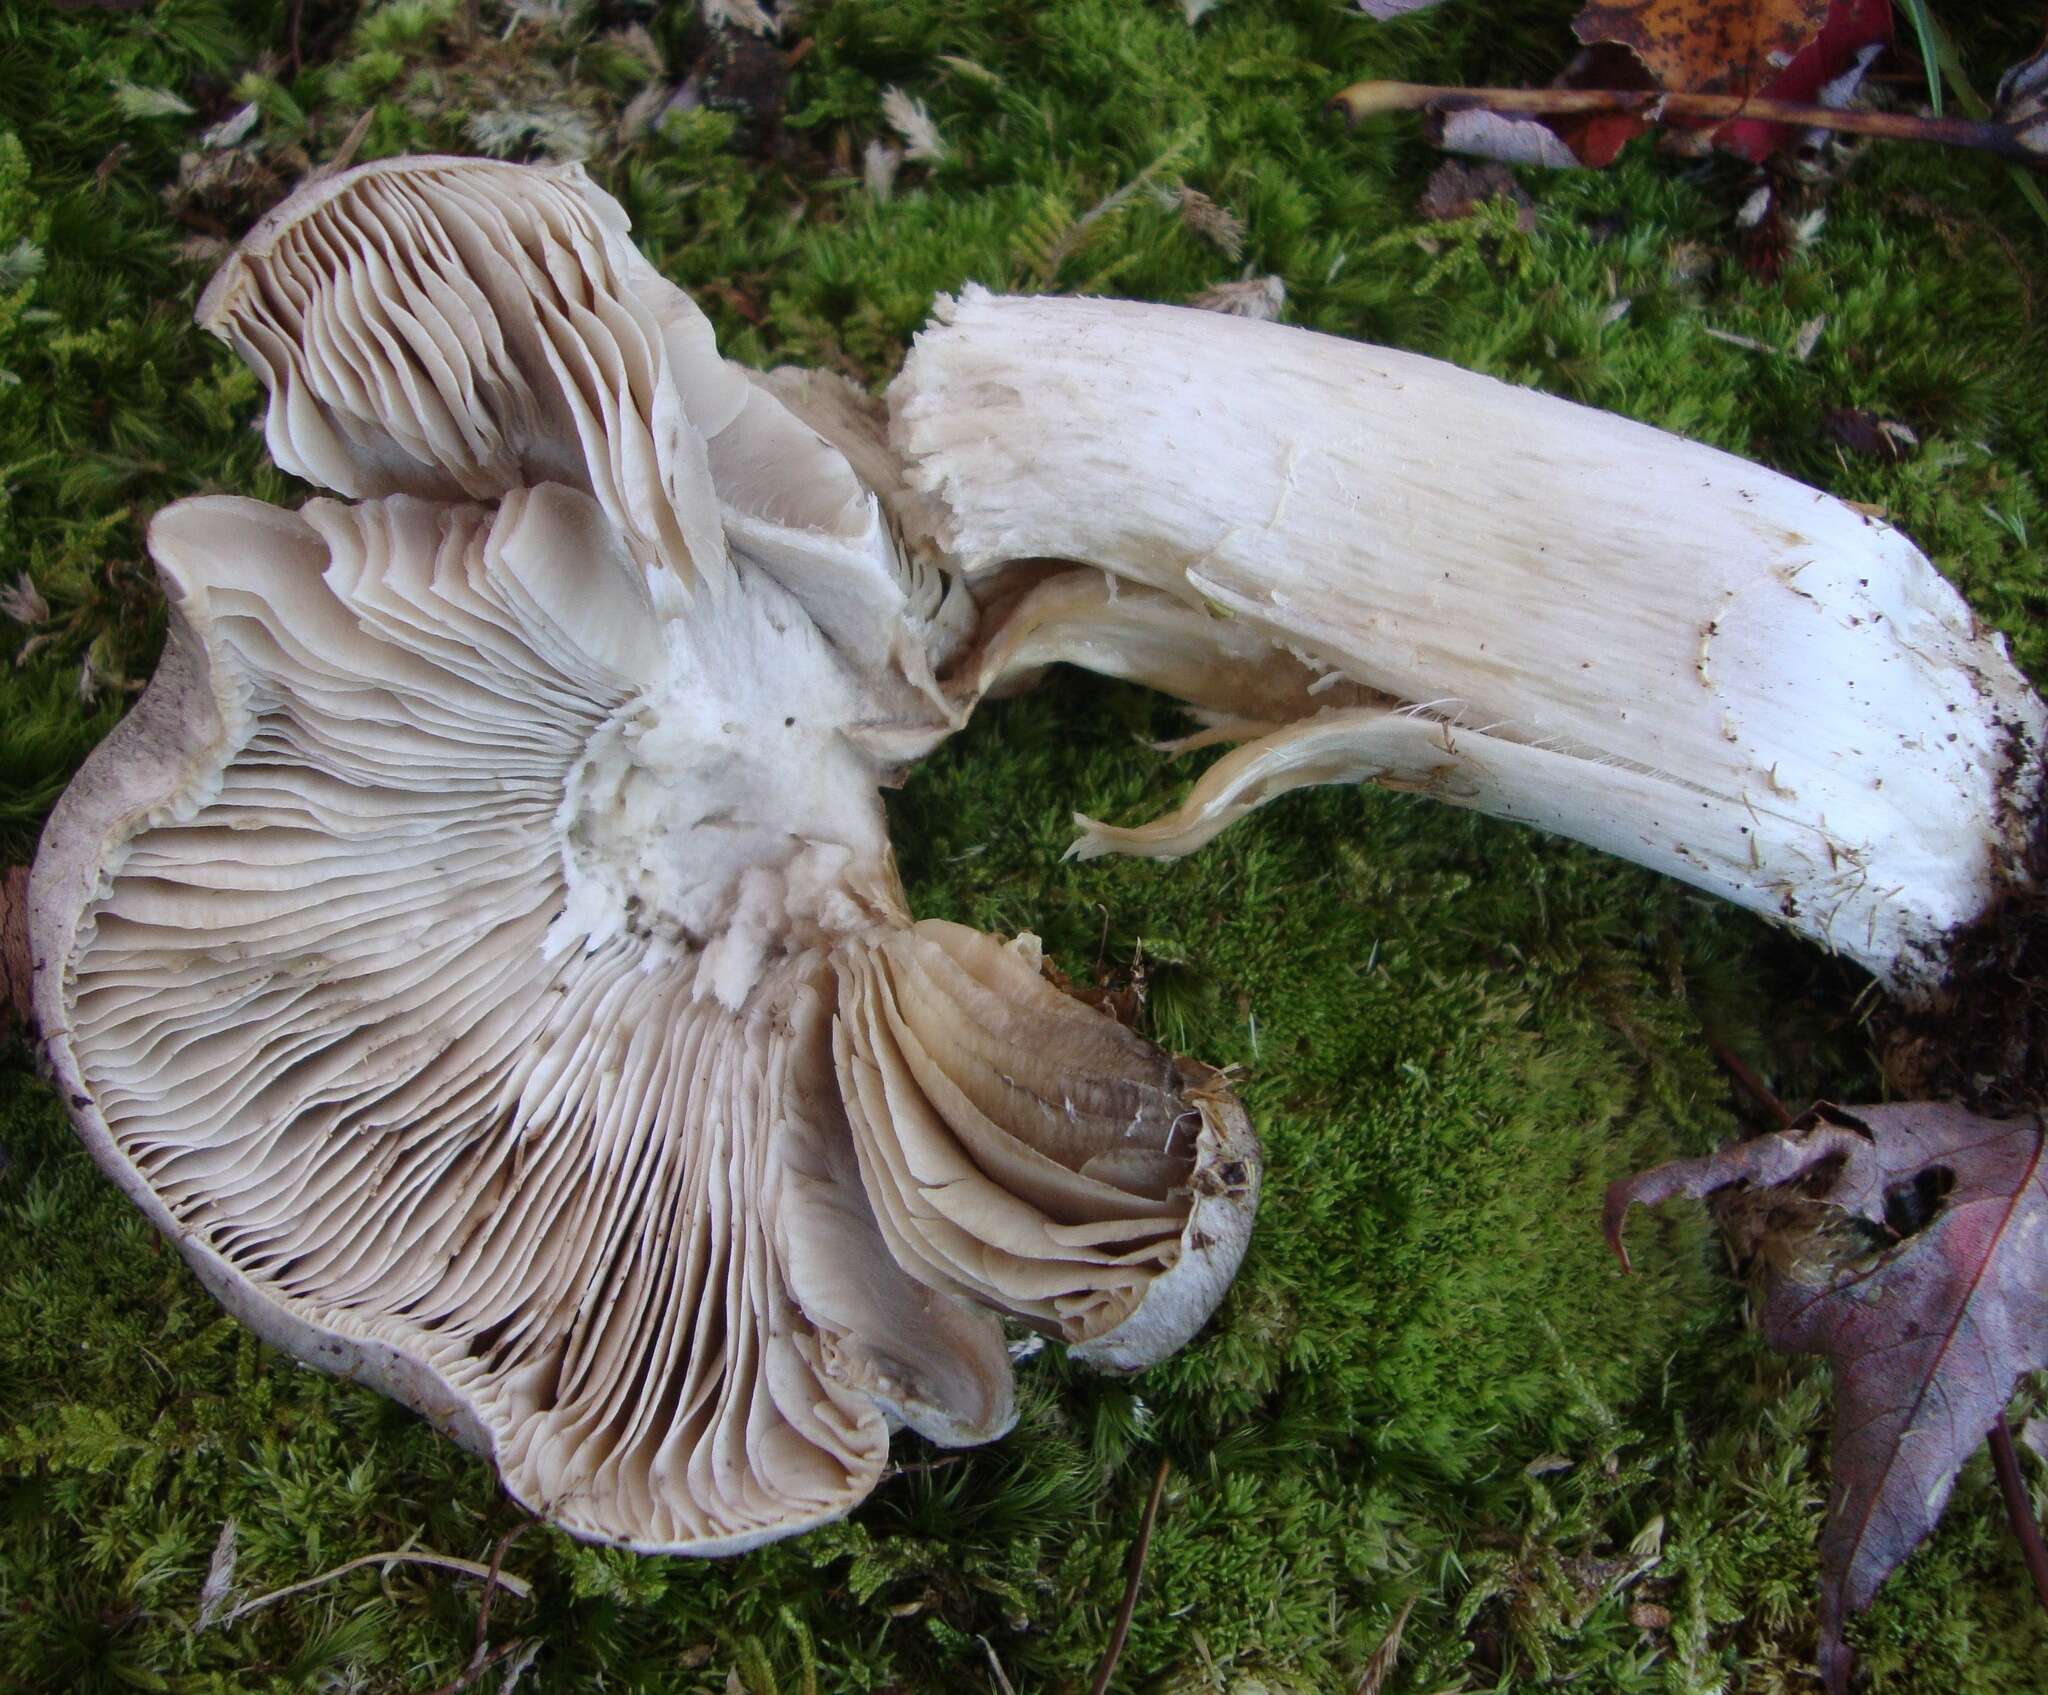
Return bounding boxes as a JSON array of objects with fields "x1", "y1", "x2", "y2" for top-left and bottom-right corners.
[{"x1": 891, "y1": 288, "x2": 2046, "y2": 997}]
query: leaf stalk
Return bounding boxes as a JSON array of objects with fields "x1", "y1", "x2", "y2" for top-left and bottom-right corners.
[{"x1": 1988, "y1": 1412, "x2": 2048, "y2": 1618}]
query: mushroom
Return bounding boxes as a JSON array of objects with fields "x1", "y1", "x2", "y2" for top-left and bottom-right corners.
[
  {"x1": 28, "y1": 157, "x2": 1256, "y2": 1554},
  {"x1": 34, "y1": 153, "x2": 2045, "y2": 1553}
]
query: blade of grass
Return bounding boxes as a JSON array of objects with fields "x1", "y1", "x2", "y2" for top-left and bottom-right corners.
[
  {"x1": 1896, "y1": 0, "x2": 1944, "y2": 118},
  {"x1": 1914, "y1": 3, "x2": 2048, "y2": 231}
]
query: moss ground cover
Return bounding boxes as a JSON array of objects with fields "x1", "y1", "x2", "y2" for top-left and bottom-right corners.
[{"x1": 3, "y1": 2, "x2": 2046, "y2": 1690}]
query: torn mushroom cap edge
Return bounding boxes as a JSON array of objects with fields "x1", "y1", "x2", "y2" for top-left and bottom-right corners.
[
  {"x1": 29, "y1": 524, "x2": 1257, "y2": 1544},
  {"x1": 28, "y1": 543, "x2": 513, "y2": 1465},
  {"x1": 1070, "y1": 1073, "x2": 1260, "y2": 1373}
]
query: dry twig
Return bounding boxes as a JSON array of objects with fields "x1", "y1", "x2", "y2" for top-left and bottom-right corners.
[
  {"x1": 416, "y1": 1521, "x2": 541, "y2": 1695},
  {"x1": 1087, "y1": 1456, "x2": 1173, "y2": 1695},
  {"x1": 1353, "y1": 1593, "x2": 1417, "y2": 1695},
  {"x1": 2, "y1": 867, "x2": 30, "y2": 1032},
  {"x1": 216, "y1": 1545, "x2": 533, "y2": 1628},
  {"x1": 1331, "y1": 80, "x2": 2048, "y2": 168},
  {"x1": 1989, "y1": 1412, "x2": 2048, "y2": 1616},
  {"x1": 1704, "y1": 1034, "x2": 1794, "y2": 1129}
]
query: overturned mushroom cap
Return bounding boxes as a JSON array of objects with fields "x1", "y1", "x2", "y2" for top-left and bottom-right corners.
[{"x1": 30, "y1": 158, "x2": 1256, "y2": 1554}]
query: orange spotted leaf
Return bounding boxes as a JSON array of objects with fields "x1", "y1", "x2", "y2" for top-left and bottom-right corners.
[{"x1": 1573, "y1": 0, "x2": 1833, "y2": 98}]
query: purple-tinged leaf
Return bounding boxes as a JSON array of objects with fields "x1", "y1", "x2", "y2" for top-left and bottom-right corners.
[{"x1": 1610, "y1": 1102, "x2": 2048, "y2": 1691}]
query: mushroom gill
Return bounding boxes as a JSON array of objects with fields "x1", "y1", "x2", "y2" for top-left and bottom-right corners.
[
  {"x1": 833, "y1": 921, "x2": 1254, "y2": 1371},
  {"x1": 196, "y1": 154, "x2": 965, "y2": 724},
  {"x1": 30, "y1": 158, "x2": 1257, "y2": 1554}
]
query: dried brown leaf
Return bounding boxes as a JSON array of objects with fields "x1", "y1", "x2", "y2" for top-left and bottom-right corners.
[
  {"x1": 1823, "y1": 406, "x2": 1918, "y2": 463},
  {"x1": 1438, "y1": 108, "x2": 1584, "y2": 169},
  {"x1": 1189, "y1": 276, "x2": 1286, "y2": 320},
  {"x1": 1417, "y1": 159, "x2": 1536, "y2": 229},
  {"x1": 1177, "y1": 188, "x2": 1246, "y2": 258},
  {"x1": 1573, "y1": 0, "x2": 1832, "y2": 99},
  {"x1": 881, "y1": 87, "x2": 946, "y2": 162},
  {"x1": 0, "y1": 574, "x2": 47, "y2": 626},
  {"x1": 194, "y1": 1518, "x2": 238, "y2": 1631},
  {"x1": 1564, "y1": 0, "x2": 1891, "y2": 163}
]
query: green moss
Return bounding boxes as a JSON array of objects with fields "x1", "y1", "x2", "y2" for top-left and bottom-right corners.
[{"x1": 4, "y1": 1, "x2": 2047, "y2": 1691}]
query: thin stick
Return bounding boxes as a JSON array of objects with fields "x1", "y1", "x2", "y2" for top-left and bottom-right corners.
[
  {"x1": 469, "y1": 1523, "x2": 536, "y2": 1663},
  {"x1": 216, "y1": 1548, "x2": 532, "y2": 1627},
  {"x1": 2, "y1": 866, "x2": 31, "y2": 1033},
  {"x1": 1353, "y1": 1593, "x2": 1417, "y2": 1695},
  {"x1": 1704, "y1": 1034, "x2": 1794, "y2": 1130},
  {"x1": 881, "y1": 1453, "x2": 968, "y2": 1482},
  {"x1": 419, "y1": 1637, "x2": 527, "y2": 1695},
  {"x1": 1988, "y1": 1413, "x2": 2048, "y2": 1617},
  {"x1": 1087, "y1": 1457, "x2": 1173, "y2": 1695},
  {"x1": 976, "y1": 1634, "x2": 1020, "y2": 1695},
  {"x1": 305, "y1": 109, "x2": 375, "y2": 188},
  {"x1": 417, "y1": 1522, "x2": 539, "y2": 1695},
  {"x1": 1330, "y1": 81, "x2": 2045, "y2": 168}
]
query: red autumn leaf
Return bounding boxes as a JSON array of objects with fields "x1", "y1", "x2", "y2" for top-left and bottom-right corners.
[
  {"x1": 1545, "y1": 43, "x2": 1662, "y2": 169},
  {"x1": 1714, "y1": 0, "x2": 1893, "y2": 162},
  {"x1": 1557, "y1": 0, "x2": 1892, "y2": 166},
  {"x1": 1608, "y1": 1102, "x2": 2048, "y2": 1693}
]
